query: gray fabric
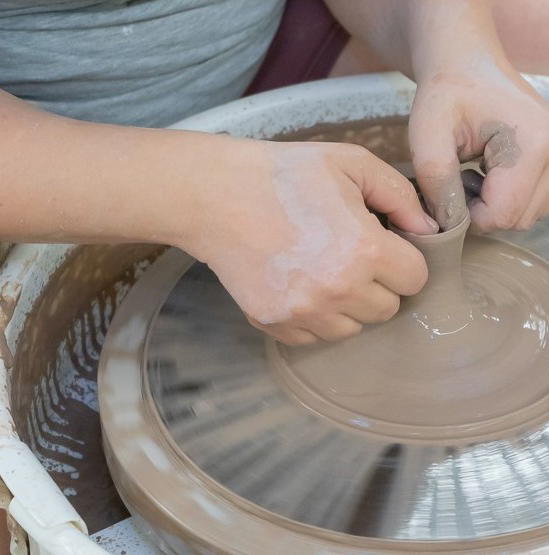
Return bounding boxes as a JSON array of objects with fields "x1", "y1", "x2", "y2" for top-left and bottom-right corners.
[{"x1": 0, "y1": 0, "x2": 284, "y2": 127}]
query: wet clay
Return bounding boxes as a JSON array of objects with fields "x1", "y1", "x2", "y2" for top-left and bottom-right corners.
[
  {"x1": 274, "y1": 116, "x2": 413, "y2": 169},
  {"x1": 480, "y1": 120, "x2": 522, "y2": 171},
  {"x1": 11, "y1": 244, "x2": 163, "y2": 534},
  {"x1": 268, "y1": 214, "x2": 549, "y2": 441},
  {"x1": 99, "y1": 242, "x2": 549, "y2": 553}
]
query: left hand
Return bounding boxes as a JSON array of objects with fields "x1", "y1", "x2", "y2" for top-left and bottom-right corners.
[{"x1": 410, "y1": 59, "x2": 549, "y2": 232}]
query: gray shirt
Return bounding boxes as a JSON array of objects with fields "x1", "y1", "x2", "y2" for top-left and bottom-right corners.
[{"x1": 0, "y1": 0, "x2": 284, "y2": 127}]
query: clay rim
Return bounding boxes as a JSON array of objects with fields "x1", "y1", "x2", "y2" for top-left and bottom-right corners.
[{"x1": 390, "y1": 211, "x2": 471, "y2": 242}]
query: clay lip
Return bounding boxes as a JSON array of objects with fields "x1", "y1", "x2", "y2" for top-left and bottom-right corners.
[{"x1": 390, "y1": 212, "x2": 471, "y2": 244}]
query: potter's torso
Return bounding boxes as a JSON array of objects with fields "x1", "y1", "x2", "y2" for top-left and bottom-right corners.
[{"x1": 0, "y1": 0, "x2": 284, "y2": 126}]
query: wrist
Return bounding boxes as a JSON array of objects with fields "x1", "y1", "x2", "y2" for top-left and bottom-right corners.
[
  {"x1": 159, "y1": 131, "x2": 268, "y2": 260},
  {"x1": 407, "y1": 0, "x2": 508, "y2": 85}
]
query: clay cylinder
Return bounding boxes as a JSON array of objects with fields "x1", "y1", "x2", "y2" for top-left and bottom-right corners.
[{"x1": 393, "y1": 214, "x2": 472, "y2": 331}]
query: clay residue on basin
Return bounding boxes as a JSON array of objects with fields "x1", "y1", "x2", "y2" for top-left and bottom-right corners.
[
  {"x1": 274, "y1": 116, "x2": 412, "y2": 172},
  {"x1": 11, "y1": 243, "x2": 163, "y2": 534}
]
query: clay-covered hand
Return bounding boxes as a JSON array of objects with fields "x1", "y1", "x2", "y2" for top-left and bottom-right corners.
[
  {"x1": 410, "y1": 62, "x2": 549, "y2": 231},
  {"x1": 187, "y1": 139, "x2": 437, "y2": 345}
]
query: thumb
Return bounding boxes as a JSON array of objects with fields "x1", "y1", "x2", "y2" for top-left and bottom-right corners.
[
  {"x1": 410, "y1": 114, "x2": 467, "y2": 230},
  {"x1": 468, "y1": 142, "x2": 542, "y2": 232}
]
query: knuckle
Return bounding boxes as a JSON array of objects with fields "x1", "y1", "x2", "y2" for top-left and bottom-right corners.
[
  {"x1": 291, "y1": 302, "x2": 315, "y2": 322},
  {"x1": 339, "y1": 143, "x2": 372, "y2": 166},
  {"x1": 408, "y1": 258, "x2": 429, "y2": 295},
  {"x1": 400, "y1": 179, "x2": 417, "y2": 200},
  {"x1": 384, "y1": 175, "x2": 417, "y2": 205},
  {"x1": 325, "y1": 281, "x2": 352, "y2": 301},
  {"x1": 363, "y1": 241, "x2": 384, "y2": 266},
  {"x1": 324, "y1": 142, "x2": 367, "y2": 165}
]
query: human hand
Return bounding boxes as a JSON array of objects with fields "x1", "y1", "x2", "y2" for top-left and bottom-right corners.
[
  {"x1": 185, "y1": 139, "x2": 437, "y2": 345},
  {"x1": 410, "y1": 59, "x2": 549, "y2": 231}
]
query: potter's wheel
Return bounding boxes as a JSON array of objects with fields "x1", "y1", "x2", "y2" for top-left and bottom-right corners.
[{"x1": 99, "y1": 222, "x2": 549, "y2": 553}]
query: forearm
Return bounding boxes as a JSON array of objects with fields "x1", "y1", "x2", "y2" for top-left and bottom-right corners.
[
  {"x1": 326, "y1": 0, "x2": 509, "y2": 82},
  {"x1": 0, "y1": 90, "x2": 239, "y2": 251}
]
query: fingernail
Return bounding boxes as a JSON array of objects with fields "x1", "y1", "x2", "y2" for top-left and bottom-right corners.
[{"x1": 423, "y1": 213, "x2": 439, "y2": 233}]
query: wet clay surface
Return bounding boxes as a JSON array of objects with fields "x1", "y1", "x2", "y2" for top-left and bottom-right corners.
[
  {"x1": 0, "y1": 509, "x2": 9, "y2": 555},
  {"x1": 100, "y1": 227, "x2": 549, "y2": 552},
  {"x1": 270, "y1": 215, "x2": 549, "y2": 440},
  {"x1": 11, "y1": 244, "x2": 163, "y2": 534},
  {"x1": 480, "y1": 120, "x2": 522, "y2": 171},
  {"x1": 275, "y1": 116, "x2": 412, "y2": 169}
]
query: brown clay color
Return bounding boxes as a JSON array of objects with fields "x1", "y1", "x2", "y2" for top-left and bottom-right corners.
[
  {"x1": 0, "y1": 509, "x2": 9, "y2": 555},
  {"x1": 268, "y1": 214, "x2": 549, "y2": 441},
  {"x1": 99, "y1": 237, "x2": 549, "y2": 553},
  {"x1": 11, "y1": 244, "x2": 163, "y2": 533}
]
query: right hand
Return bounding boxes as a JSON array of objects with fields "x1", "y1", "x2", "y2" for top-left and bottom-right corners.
[
  {"x1": 410, "y1": 61, "x2": 549, "y2": 233},
  {"x1": 183, "y1": 138, "x2": 436, "y2": 345}
]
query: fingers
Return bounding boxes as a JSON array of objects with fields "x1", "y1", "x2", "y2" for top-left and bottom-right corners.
[
  {"x1": 247, "y1": 228, "x2": 427, "y2": 346},
  {"x1": 249, "y1": 313, "x2": 362, "y2": 345},
  {"x1": 515, "y1": 165, "x2": 549, "y2": 229},
  {"x1": 370, "y1": 229, "x2": 428, "y2": 296},
  {"x1": 252, "y1": 278, "x2": 405, "y2": 345},
  {"x1": 304, "y1": 279, "x2": 403, "y2": 342},
  {"x1": 341, "y1": 281, "x2": 401, "y2": 323},
  {"x1": 238, "y1": 141, "x2": 437, "y2": 348},
  {"x1": 246, "y1": 315, "x2": 318, "y2": 346},
  {"x1": 249, "y1": 282, "x2": 399, "y2": 345},
  {"x1": 335, "y1": 144, "x2": 439, "y2": 234},
  {"x1": 410, "y1": 112, "x2": 467, "y2": 230},
  {"x1": 469, "y1": 148, "x2": 545, "y2": 232},
  {"x1": 304, "y1": 314, "x2": 363, "y2": 342}
]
